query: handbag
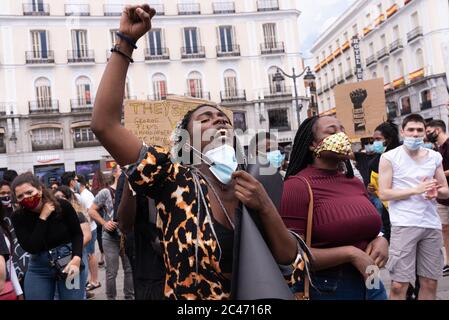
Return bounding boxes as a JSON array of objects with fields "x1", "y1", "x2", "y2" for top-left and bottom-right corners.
[
  {"x1": 293, "y1": 176, "x2": 314, "y2": 300},
  {"x1": 0, "y1": 252, "x2": 17, "y2": 300},
  {"x1": 48, "y1": 245, "x2": 78, "y2": 281}
]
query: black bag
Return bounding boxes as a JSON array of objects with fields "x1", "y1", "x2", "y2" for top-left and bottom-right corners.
[{"x1": 50, "y1": 254, "x2": 72, "y2": 281}]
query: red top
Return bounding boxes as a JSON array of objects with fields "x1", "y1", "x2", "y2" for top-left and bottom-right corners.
[{"x1": 281, "y1": 166, "x2": 381, "y2": 251}]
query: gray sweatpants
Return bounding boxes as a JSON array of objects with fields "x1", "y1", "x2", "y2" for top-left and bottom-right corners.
[{"x1": 103, "y1": 237, "x2": 134, "y2": 300}]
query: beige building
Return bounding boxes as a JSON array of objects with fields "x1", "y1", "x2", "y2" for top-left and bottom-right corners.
[
  {"x1": 311, "y1": 0, "x2": 449, "y2": 129},
  {"x1": 0, "y1": 0, "x2": 308, "y2": 182}
]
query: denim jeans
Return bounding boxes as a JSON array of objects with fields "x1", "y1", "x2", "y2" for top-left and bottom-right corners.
[
  {"x1": 25, "y1": 244, "x2": 86, "y2": 300},
  {"x1": 294, "y1": 264, "x2": 388, "y2": 300},
  {"x1": 103, "y1": 236, "x2": 134, "y2": 300}
]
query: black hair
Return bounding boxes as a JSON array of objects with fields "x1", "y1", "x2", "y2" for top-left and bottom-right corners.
[
  {"x1": 427, "y1": 120, "x2": 447, "y2": 132},
  {"x1": 374, "y1": 121, "x2": 400, "y2": 152},
  {"x1": 77, "y1": 174, "x2": 87, "y2": 186},
  {"x1": 61, "y1": 171, "x2": 76, "y2": 187},
  {"x1": 3, "y1": 170, "x2": 18, "y2": 184},
  {"x1": 11, "y1": 172, "x2": 62, "y2": 214},
  {"x1": 55, "y1": 185, "x2": 73, "y2": 200},
  {"x1": 0, "y1": 180, "x2": 10, "y2": 189},
  {"x1": 402, "y1": 113, "x2": 426, "y2": 129},
  {"x1": 285, "y1": 116, "x2": 354, "y2": 179}
]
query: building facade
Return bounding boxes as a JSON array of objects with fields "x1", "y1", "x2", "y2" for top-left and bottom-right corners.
[
  {"x1": 310, "y1": 0, "x2": 449, "y2": 130},
  {"x1": 0, "y1": 0, "x2": 308, "y2": 182}
]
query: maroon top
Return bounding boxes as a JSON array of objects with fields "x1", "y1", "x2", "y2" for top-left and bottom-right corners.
[
  {"x1": 438, "y1": 138, "x2": 449, "y2": 206},
  {"x1": 281, "y1": 166, "x2": 381, "y2": 251}
]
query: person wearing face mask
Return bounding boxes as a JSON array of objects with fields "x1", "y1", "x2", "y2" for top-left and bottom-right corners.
[
  {"x1": 89, "y1": 4, "x2": 308, "y2": 300},
  {"x1": 378, "y1": 114, "x2": 449, "y2": 300},
  {"x1": 10, "y1": 172, "x2": 84, "y2": 300},
  {"x1": 0, "y1": 181, "x2": 13, "y2": 218},
  {"x1": 425, "y1": 120, "x2": 449, "y2": 277},
  {"x1": 280, "y1": 116, "x2": 389, "y2": 300}
]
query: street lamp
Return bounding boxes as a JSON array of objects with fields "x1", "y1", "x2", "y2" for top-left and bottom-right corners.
[{"x1": 272, "y1": 66, "x2": 316, "y2": 125}]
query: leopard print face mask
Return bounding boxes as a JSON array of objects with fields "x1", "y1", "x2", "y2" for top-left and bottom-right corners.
[{"x1": 313, "y1": 132, "x2": 352, "y2": 158}]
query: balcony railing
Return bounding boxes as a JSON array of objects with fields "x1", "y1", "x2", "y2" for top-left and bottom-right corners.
[
  {"x1": 144, "y1": 47, "x2": 170, "y2": 61},
  {"x1": 74, "y1": 140, "x2": 101, "y2": 148},
  {"x1": 330, "y1": 80, "x2": 336, "y2": 88},
  {"x1": 32, "y1": 140, "x2": 63, "y2": 151},
  {"x1": 260, "y1": 42, "x2": 285, "y2": 55},
  {"x1": 147, "y1": 94, "x2": 168, "y2": 101},
  {"x1": 103, "y1": 4, "x2": 123, "y2": 16},
  {"x1": 70, "y1": 99, "x2": 94, "y2": 112},
  {"x1": 407, "y1": 26, "x2": 423, "y2": 43},
  {"x1": 67, "y1": 50, "x2": 95, "y2": 63},
  {"x1": 220, "y1": 90, "x2": 246, "y2": 103},
  {"x1": 389, "y1": 39, "x2": 404, "y2": 53},
  {"x1": 366, "y1": 54, "x2": 377, "y2": 67},
  {"x1": 337, "y1": 75, "x2": 344, "y2": 84},
  {"x1": 185, "y1": 92, "x2": 211, "y2": 100},
  {"x1": 178, "y1": 3, "x2": 201, "y2": 15},
  {"x1": 181, "y1": 46, "x2": 206, "y2": 59},
  {"x1": 257, "y1": 0, "x2": 279, "y2": 11},
  {"x1": 323, "y1": 84, "x2": 330, "y2": 92},
  {"x1": 65, "y1": 4, "x2": 90, "y2": 16},
  {"x1": 317, "y1": 88, "x2": 323, "y2": 95},
  {"x1": 152, "y1": 4, "x2": 165, "y2": 15},
  {"x1": 264, "y1": 86, "x2": 292, "y2": 99},
  {"x1": 26, "y1": 50, "x2": 55, "y2": 64},
  {"x1": 345, "y1": 70, "x2": 354, "y2": 79},
  {"x1": 29, "y1": 100, "x2": 59, "y2": 114},
  {"x1": 421, "y1": 100, "x2": 432, "y2": 110},
  {"x1": 23, "y1": 3, "x2": 50, "y2": 16},
  {"x1": 216, "y1": 45, "x2": 240, "y2": 57},
  {"x1": 377, "y1": 47, "x2": 390, "y2": 60},
  {"x1": 212, "y1": 2, "x2": 235, "y2": 14}
]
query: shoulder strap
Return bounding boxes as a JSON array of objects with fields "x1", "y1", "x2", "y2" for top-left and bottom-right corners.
[{"x1": 291, "y1": 176, "x2": 314, "y2": 300}]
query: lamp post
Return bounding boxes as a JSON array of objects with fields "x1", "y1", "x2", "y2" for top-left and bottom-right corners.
[{"x1": 272, "y1": 66, "x2": 316, "y2": 125}]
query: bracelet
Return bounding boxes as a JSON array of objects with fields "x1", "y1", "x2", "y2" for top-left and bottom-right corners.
[
  {"x1": 110, "y1": 45, "x2": 134, "y2": 63},
  {"x1": 116, "y1": 32, "x2": 138, "y2": 49}
]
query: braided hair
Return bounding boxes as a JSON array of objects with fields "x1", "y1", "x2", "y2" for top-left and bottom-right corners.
[{"x1": 285, "y1": 116, "x2": 354, "y2": 179}]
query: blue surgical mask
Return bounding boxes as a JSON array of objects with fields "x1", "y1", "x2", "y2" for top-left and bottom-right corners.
[
  {"x1": 365, "y1": 144, "x2": 373, "y2": 153},
  {"x1": 423, "y1": 143, "x2": 434, "y2": 150},
  {"x1": 403, "y1": 137, "x2": 424, "y2": 151},
  {"x1": 75, "y1": 182, "x2": 81, "y2": 193},
  {"x1": 204, "y1": 144, "x2": 238, "y2": 185},
  {"x1": 372, "y1": 141, "x2": 386, "y2": 154},
  {"x1": 266, "y1": 150, "x2": 285, "y2": 169}
]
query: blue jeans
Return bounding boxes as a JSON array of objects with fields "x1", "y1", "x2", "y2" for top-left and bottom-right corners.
[
  {"x1": 294, "y1": 264, "x2": 388, "y2": 300},
  {"x1": 25, "y1": 244, "x2": 86, "y2": 300}
]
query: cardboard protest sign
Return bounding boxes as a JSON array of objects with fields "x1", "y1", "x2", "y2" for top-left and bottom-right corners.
[
  {"x1": 124, "y1": 95, "x2": 233, "y2": 149},
  {"x1": 334, "y1": 78, "x2": 386, "y2": 140}
]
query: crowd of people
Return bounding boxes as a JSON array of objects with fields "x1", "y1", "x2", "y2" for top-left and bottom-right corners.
[{"x1": 1, "y1": 4, "x2": 449, "y2": 301}]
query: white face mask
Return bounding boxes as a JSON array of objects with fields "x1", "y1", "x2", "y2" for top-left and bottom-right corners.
[{"x1": 204, "y1": 144, "x2": 238, "y2": 185}]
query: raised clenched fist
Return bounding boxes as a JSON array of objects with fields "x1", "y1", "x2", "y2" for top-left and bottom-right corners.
[
  {"x1": 350, "y1": 89, "x2": 368, "y2": 107},
  {"x1": 119, "y1": 4, "x2": 156, "y2": 43}
]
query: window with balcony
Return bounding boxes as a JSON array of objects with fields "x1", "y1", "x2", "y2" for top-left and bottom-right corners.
[
  {"x1": 384, "y1": 65, "x2": 391, "y2": 85},
  {"x1": 103, "y1": 3, "x2": 123, "y2": 16},
  {"x1": 182, "y1": 27, "x2": 205, "y2": 58},
  {"x1": 149, "y1": 1, "x2": 165, "y2": 15},
  {"x1": 69, "y1": 30, "x2": 94, "y2": 63},
  {"x1": 146, "y1": 29, "x2": 169, "y2": 60},
  {"x1": 400, "y1": 96, "x2": 411, "y2": 115},
  {"x1": 420, "y1": 89, "x2": 432, "y2": 110},
  {"x1": 178, "y1": 1, "x2": 200, "y2": 15},
  {"x1": 187, "y1": 71, "x2": 205, "y2": 99},
  {"x1": 261, "y1": 23, "x2": 283, "y2": 54},
  {"x1": 416, "y1": 48, "x2": 424, "y2": 70},
  {"x1": 213, "y1": 1, "x2": 235, "y2": 14},
  {"x1": 31, "y1": 77, "x2": 58, "y2": 113},
  {"x1": 65, "y1": 4, "x2": 90, "y2": 16},
  {"x1": 233, "y1": 112, "x2": 247, "y2": 132},
  {"x1": 71, "y1": 76, "x2": 93, "y2": 111},
  {"x1": 31, "y1": 128, "x2": 63, "y2": 151},
  {"x1": 152, "y1": 73, "x2": 167, "y2": 100},
  {"x1": 268, "y1": 66, "x2": 287, "y2": 95},
  {"x1": 217, "y1": 26, "x2": 239, "y2": 57},
  {"x1": 257, "y1": 0, "x2": 279, "y2": 11},
  {"x1": 268, "y1": 109, "x2": 290, "y2": 131},
  {"x1": 74, "y1": 127, "x2": 99, "y2": 147},
  {"x1": 23, "y1": 0, "x2": 49, "y2": 15},
  {"x1": 27, "y1": 30, "x2": 54, "y2": 64}
]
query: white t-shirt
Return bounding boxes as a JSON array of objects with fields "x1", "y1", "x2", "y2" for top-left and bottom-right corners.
[
  {"x1": 382, "y1": 146, "x2": 443, "y2": 230},
  {"x1": 79, "y1": 188, "x2": 97, "y2": 231}
]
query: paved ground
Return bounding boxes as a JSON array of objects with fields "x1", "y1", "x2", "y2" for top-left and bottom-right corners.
[{"x1": 89, "y1": 253, "x2": 449, "y2": 300}]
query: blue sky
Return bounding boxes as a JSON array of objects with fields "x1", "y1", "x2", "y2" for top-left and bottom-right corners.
[{"x1": 298, "y1": 0, "x2": 357, "y2": 63}]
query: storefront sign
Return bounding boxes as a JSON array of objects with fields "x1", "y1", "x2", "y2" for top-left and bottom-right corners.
[{"x1": 36, "y1": 154, "x2": 61, "y2": 164}]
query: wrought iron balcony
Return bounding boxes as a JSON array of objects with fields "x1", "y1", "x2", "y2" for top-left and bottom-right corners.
[
  {"x1": 144, "y1": 47, "x2": 170, "y2": 61},
  {"x1": 220, "y1": 90, "x2": 246, "y2": 103},
  {"x1": 67, "y1": 50, "x2": 95, "y2": 63},
  {"x1": 178, "y1": 3, "x2": 201, "y2": 15},
  {"x1": 181, "y1": 46, "x2": 206, "y2": 59},
  {"x1": 257, "y1": 0, "x2": 279, "y2": 11},
  {"x1": 26, "y1": 50, "x2": 55, "y2": 64},
  {"x1": 216, "y1": 45, "x2": 240, "y2": 57},
  {"x1": 23, "y1": 3, "x2": 50, "y2": 16},
  {"x1": 29, "y1": 100, "x2": 59, "y2": 114},
  {"x1": 260, "y1": 42, "x2": 285, "y2": 55},
  {"x1": 212, "y1": 2, "x2": 235, "y2": 14}
]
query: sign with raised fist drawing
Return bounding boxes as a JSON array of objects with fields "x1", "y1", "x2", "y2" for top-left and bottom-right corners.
[{"x1": 335, "y1": 78, "x2": 386, "y2": 140}]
